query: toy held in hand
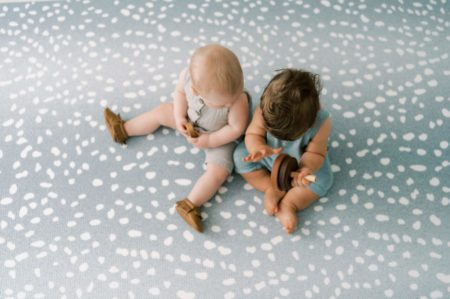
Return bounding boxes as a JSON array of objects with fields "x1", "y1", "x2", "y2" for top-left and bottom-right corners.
[
  {"x1": 271, "y1": 153, "x2": 316, "y2": 192},
  {"x1": 183, "y1": 122, "x2": 199, "y2": 138}
]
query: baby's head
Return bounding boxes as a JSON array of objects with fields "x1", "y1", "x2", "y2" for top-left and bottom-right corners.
[
  {"x1": 189, "y1": 44, "x2": 244, "y2": 108},
  {"x1": 260, "y1": 69, "x2": 322, "y2": 141}
]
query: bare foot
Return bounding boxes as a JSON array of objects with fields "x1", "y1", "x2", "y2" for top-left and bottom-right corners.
[
  {"x1": 264, "y1": 186, "x2": 285, "y2": 215},
  {"x1": 275, "y1": 202, "x2": 298, "y2": 234}
]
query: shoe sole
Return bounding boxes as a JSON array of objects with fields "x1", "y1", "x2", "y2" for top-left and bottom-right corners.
[{"x1": 104, "y1": 108, "x2": 115, "y2": 139}]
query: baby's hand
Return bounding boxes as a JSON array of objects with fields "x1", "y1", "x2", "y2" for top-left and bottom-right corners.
[
  {"x1": 187, "y1": 133, "x2": 210, "y2": 149},
  {"x1": 291, "y1": 167, "x2": 315, "y2": 187},
  {"x1": 175, "y1": 117, "x2": 189, "y2": 138},
  {"x1": 244, "y1": 146, "x2": 283, "y2": 162}
]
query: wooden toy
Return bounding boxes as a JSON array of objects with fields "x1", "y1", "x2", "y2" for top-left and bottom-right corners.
[
  {"x1": 184, "y1": 122, "x2": 199, "y2": 138},
  {"x1": 271, "y1": 153, "x2": 316, "y2": 192}
]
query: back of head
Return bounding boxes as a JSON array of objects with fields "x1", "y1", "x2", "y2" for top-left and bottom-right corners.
[
  {"x1": 189, "y1": 44, "x2": 243, "y2": 96},
  {"x1": 260, "y1": 69, "x2": 322, "y2": 141}
]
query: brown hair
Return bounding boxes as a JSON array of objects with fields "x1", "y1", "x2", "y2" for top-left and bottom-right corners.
[
  {"x1": 260, "y1": 69, "x2": 321, "y2": 141},
  {"x1": 189, "y1": 44, "x2": 243, "y2": 96}
]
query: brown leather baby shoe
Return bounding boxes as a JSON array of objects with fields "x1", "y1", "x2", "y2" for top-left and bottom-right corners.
[
  {"x1": 104, "y1": 107, "x2": 129, "y2": 144},
  {"x1": 175, "y1": 198, "x2": 203, "y2": 233}
]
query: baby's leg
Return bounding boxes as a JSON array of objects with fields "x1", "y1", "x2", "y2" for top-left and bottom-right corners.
[
  {"x1": 241, "y1": 170, "x2": 285, "y2": 215},
  {"x1": 264, "y1": 186, "x2": 286, "y2": 216},
  {"x1": 241, "y1": 169, "x2": 271, "y2": 192},
  {"x1": 124, "y1": 103, "x2": 176, "y2": 136},
  {"x1": 187, "y1": 163, "x2": 230, "y2": 207},
  {"x1": 275, "y1": 187, "x2": 318, "y2": 234}
]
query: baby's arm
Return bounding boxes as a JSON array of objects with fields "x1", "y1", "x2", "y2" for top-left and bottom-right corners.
[
  {"x1": 173, "y1": 68, "x2": 189, "y2": 136},
  {"x1": 206, "y1": 93, "x2": 249, "y2": 147},
  {"x1": 245, "y1": 107, "x2": 267, "y2": 151},
  {"x1": 243, "y1": 107, "x2": 283, "y2": 162},
  {"x1": 299, "y1": 117, "x2": 332, "y2": 172}
]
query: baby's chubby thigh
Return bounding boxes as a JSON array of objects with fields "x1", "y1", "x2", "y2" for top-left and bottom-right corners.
[
  {"x1": 232, "y1": 141, "x2": 247, "y2": 172},
  {"x1": 204, "y1": 142, "x2": 237, "y2": 176},
  {"x1": 233, "y1": 141, "x2": 259, "y2": 174}
]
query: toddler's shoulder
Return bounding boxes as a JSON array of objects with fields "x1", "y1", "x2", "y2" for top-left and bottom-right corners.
[
  {"x1": 318, "y1": 109, "x2": 330, "y2": 120},
  {"x1": 309, "y1": 109, "x2": 332, "y2": 135},
  {"x1": 314, "y1": 109, "x2": 331, "y2": 127}
]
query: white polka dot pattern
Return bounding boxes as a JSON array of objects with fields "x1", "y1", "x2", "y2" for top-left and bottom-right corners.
[{"x1": 0, "y1": 1, "x2": 449, "y2": 298}]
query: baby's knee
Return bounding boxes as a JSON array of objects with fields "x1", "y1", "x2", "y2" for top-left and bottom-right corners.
[
  {"x1": 207, "y1": 163, "x2": 230, "y2": 181},
  {"x1": 232, "y1": 142, "x2": 247, "y2": 163},
  {"x1": 233, "y1": 142, "x2": 251, "y2": 173}
]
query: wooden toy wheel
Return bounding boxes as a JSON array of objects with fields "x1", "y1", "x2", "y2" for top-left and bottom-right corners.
[{"x1": 271, "y1": 154, "x2": 299, "y2": 192}]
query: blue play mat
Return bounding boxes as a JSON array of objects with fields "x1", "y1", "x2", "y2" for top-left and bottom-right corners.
[{"x1": 1, "y1": 1, "x2": 449, "y2": 298}]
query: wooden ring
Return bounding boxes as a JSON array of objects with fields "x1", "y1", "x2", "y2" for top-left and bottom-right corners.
[{"x1": 271, "y1": 153, "x2": 300, "y2": 192}]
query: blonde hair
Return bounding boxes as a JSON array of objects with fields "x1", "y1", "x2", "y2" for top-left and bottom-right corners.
[{"x1": 189, "y1": 44, "x2": 243, "y2": 96}]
